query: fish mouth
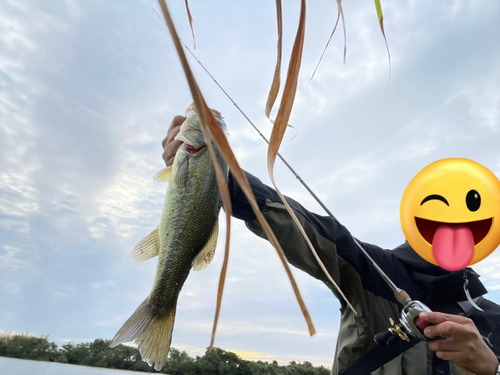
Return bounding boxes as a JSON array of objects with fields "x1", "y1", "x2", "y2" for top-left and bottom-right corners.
[
  {"x1": 415, "y1": 217, "x2": 492, "y2": 246},
  {"x1": 184, "y1": 144, "x2": 206, "y2": 154}
]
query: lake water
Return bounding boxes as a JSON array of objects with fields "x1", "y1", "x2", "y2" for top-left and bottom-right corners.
[{"x1": 0, "y1": 357, "x2": 156, "y2": 375}]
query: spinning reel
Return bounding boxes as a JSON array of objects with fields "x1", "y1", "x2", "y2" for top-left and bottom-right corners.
[
  {"x1": 350, "y1": 238, "x2": 435, "y2": 346},
  {"x1": 375, "y1": 290, "x2": 433, "y2": 346}
]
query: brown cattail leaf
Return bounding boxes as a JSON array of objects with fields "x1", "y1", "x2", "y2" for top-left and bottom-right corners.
[
  {"x1": 338, "y1": 0, "x2": 347, "y2": 64},
  {"x1": 209, "y1": 196, "x2": 231, "y2": 348},
  {"x1": 184, "y1": 0, "x2": 196, "y2": 49},
  {"x1": 200, "y1": 94, "x2": 316, "y2": 337},
  {"x1": 374, "y1": 0, "x2": 391, "y2": 80},
  {"x1": 267, "y1": 0, "x2": 357, "y2": 316},
  {"x1": 308, "y1": 0, "x2": 345, "y2": 87},
  {"x1": 157, "y1": 0, "x2": 316, "y2": 337},
  {"x1": 267, "y1": 0, "x2": 306, "y2": 172},
  {"x1": 308, "y1": 8, "x2": 340, "y2": 87},
  {"x1": 205, "y1": 116, "x2": 232, "y2": 349},
  {"x1": 265, "y1": 0, "x2": 283, "y2": 120}
]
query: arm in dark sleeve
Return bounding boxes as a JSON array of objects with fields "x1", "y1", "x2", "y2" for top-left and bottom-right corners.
[{"x1": 229, "y1": 171, "x2": 410, "y2": 308}]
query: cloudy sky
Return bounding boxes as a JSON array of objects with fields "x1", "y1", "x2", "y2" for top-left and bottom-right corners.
[{"x1": 1, "y1": 0, "x2": 499, "y2": 368}]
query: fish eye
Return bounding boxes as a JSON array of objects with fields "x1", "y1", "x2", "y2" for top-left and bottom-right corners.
[{"x1": 466, "y1": 190, "x2": 481, "y2": 212}]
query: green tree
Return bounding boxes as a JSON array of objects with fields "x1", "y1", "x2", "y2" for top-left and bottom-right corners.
[
  {"x1": 164, "y1": 348, "x2": 196, "y2": 374},
  {"x1": 0, "y1": 334, "x2": 7, "y2": 356},
  {"x1": 0, "y1": 334, "x2": 332, "y2": 374},
  {"x1": 61, "y1": 342, "x2": 90, "y2": 365},
  {"x1": 194, "y1": 347, "x2": 242, "y2": 375},
  {"x1": 236, "y1": 360, "x2": 253, "y2": 375},
  {"x1": 57, "y1": 354, "x2": 68, "y2": 363},
  {"x1": 4, "y1": 334, "x2": 57, "y2": 361},
  {"x1": 108, "y1": 343, "x2": 137, "y2": 369},
  {"x1": 133, "y1": 358, "x2": 153, "y2": 372}
]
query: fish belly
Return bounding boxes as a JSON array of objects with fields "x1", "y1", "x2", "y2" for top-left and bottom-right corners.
[{"x1": 149, "y1": 150, "x2": 225, "y2": 310}]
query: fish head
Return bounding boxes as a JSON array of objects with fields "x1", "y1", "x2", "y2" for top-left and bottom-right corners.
[{"x1": 175, "y1": 103, "x2": 226, "y2": 152}]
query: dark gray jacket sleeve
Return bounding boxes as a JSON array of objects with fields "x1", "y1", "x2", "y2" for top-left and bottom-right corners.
[
  {"x1": 228, "y1": 171, "x2": 403, "y2": 310},
  {"x1": 229, "y1": 172, "x2": 412, "y2": 372},
  {"x1": 228, "y1": 172, "x2": 500, "y2": 375}
]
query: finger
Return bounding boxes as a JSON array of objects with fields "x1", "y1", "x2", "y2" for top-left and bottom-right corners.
[
  {"x1": 428, "y1": 337, "x2": 464, "y2": 352},
  {"x1": 162, "y1": 126, "x2": 182, "y2": 149},
  {"x1": 163, "y1": 140, "x2": 183, "y2": 166},
  {"x1": 419, "y1": 312, "x2": 471, "y2": 325},
  {"x1": 165, "y1": 155, "x2": 176, "y2": 168},
  {"x1": 435, "y1": 350, "x2": 463, "y2": 363},
  {"x1": 169, "y1": 115, "x2": 186, "y2": 132},
  {"x1": 423, "y1": 321, "x2": 465, "y2": 339}
]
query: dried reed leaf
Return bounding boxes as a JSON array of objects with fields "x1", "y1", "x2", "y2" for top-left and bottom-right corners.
[
  {"x1": 267, "y1": 0, "x2": 357, "y2": 316},
  {"x1": 184, "y1": 0, "x2": 196, "y2": 49},
  {"x1": 206, "y1": 128, "x2": 232, "y2": 349},
  {"x1": 157, "y1": 0, "x2": 316, "y2": 338},
  {"x1": 267, "y1": 0, "x2": 306, "y2": 167},
  {"x1": 374, "y1": 0, "x2": 391, "y2": 80},
  {"x1": 338, "y1": 0, "x2": 347, "y2": 63},
  {"x1": 307, "y1": 1, "x2": 345, "y2": 97},
  {"x1": 265, "y1": 0, "x2": 283, "y2": 120},
  {"x1": 308, "y1": 8, "x2": 340, "y2": 87}
]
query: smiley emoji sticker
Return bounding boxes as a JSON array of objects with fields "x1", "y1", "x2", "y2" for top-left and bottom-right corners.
[{"x1": 400, "y1": 158, "x2": 500, "y2": 271}]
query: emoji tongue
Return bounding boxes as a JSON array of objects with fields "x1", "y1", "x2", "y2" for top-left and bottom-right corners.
[{"x1": 432, "y1": 225, "x2": 474, "y2": 271}]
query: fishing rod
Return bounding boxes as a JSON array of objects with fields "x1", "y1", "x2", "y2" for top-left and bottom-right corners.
[{"x1": 181, "y1": 40, "x2": 436, "y2": 345}]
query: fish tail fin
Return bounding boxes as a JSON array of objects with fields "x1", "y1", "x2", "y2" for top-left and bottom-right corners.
[{"x1": 110, "y1": 298, "x2": 177, "y2": 371}]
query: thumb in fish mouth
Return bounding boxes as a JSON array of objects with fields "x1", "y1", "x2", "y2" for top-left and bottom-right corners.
[{"x1": 432, "y1": 224, "x2": 474, "y2": 271}]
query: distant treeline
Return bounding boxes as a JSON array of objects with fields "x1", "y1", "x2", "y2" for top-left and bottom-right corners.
[{"x1": 0, "y1": 333, "x2": 330, "y2": 374}]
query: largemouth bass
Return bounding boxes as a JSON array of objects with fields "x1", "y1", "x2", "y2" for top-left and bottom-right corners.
[{"x1": 110, "y1": 104, "x2": 228, "y2": 370}]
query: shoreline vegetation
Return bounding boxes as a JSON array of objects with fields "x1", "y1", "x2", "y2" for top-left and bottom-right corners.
[{"x1": 0, "y1": 333, "x2": 330, "y2": 374}]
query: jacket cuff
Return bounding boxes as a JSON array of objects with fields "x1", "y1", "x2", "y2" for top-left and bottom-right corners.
[{"x1": 228, "y1": 170, "x2": 268, "y2": 222}]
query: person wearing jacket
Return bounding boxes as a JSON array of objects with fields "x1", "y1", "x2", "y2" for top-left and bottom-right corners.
[{"x1": 162, "y1": 115, "x2": 500, "y2": 375}]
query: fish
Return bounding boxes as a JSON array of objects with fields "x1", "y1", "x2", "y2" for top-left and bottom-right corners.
[{"x1": 110, "y1": 104, "x2": 228, "y2": 370}]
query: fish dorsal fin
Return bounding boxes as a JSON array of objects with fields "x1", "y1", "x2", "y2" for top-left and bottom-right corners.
[
  {"x1": 132, "y1": 227, "x2": 160, "y2": 262},
  {"x1": 153, "y1": 167, "x2": 172, "y2": 183},
  {"x1": 192, "y1": 222, "x2": 219, "y2": 271}
]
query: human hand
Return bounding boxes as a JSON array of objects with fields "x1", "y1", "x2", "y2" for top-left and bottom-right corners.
[
  {"x1": 162, "y1": 115, "x2": 185, "y2": 167},
  {"x1": 419, "y1": 311, "x2": 498, "y2": 375}
]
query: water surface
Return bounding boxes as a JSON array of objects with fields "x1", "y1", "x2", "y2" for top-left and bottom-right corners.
[{"x1": 0, "y1": 357, "x2": 155, "y2": 375}]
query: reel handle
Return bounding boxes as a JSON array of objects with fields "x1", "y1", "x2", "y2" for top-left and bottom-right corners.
[
  {"x1": 374, "y1": 330, "x2": 393, "y2": 346},
  {"x1": 374, "y1": 330, "x2": 400, "y2": 346}
]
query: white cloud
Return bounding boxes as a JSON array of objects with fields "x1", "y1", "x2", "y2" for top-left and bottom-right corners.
[
  {"x1": 446, "y1": 74, "x2": 500, "y2": 132},
  {"x1": 1, "y1": 0, "x2": 500, "y2": 368}
]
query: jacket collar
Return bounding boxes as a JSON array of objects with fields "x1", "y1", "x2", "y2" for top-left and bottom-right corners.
[{"x1": 392, "y1": 242, "x2": 487, "y2": 308}]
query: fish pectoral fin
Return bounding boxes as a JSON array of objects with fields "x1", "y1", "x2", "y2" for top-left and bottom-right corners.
[
  {"x1": 153, "y1": 167, "x2": 172, "y2": 183},
  {"x1": 192, "y1": 222, "x2": 219, "y2": 271},
  {"x1": 132, "y1": 227, "x2": 160, "y2": 262},
  {"x1": 174, "y1": 156, "x2": 189, "y2": 187}
]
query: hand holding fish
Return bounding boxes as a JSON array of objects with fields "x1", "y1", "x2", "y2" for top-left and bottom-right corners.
[
  {"x1": 162, "y1": 115, "x2": 185, "y2": 167},
  {"x1": 420, "y1": 312, "x2": 498, "y2": 375}
]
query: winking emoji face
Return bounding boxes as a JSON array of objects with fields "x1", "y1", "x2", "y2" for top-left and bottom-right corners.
[{"x1": 400, "y1": 158, "x2": 500, "y2": 271}]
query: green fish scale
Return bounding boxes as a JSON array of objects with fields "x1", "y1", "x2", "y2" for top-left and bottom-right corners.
[{"x1": 149, "y1": 149, "x2": 226, "y2": 313}]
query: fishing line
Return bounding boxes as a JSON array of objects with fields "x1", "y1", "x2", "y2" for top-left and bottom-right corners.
[
  {"x1": 180, "y1": 40, "x2": 405, "y2": 300},
  {"x1": 180, "y1": 46, "x2": 488, "y2": 375},
  {"x1": 178, "y1": 44, "x2": 479, "y2": 366},
  {"x1": 152, "y1": 6, "x2": 400, "y2": 307},
  {"x1": 156, "y1": 12, "x2": 477, "y2": 370},
  {"x1": 180, "y1": 40, "x2": 331, "y2": 217}
]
